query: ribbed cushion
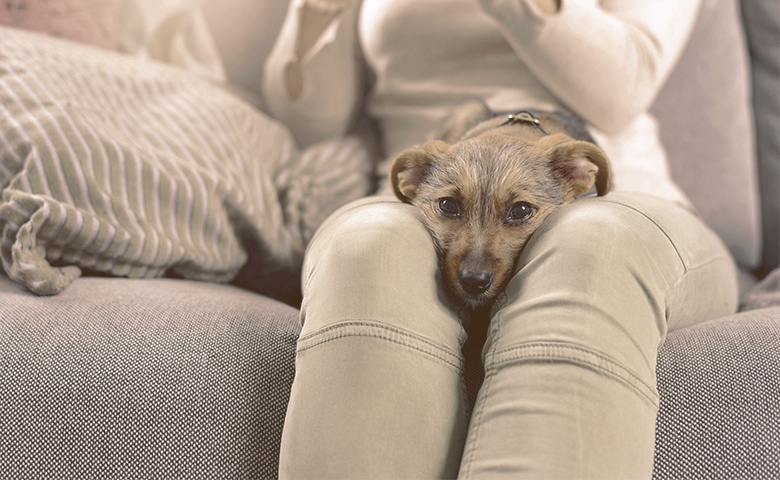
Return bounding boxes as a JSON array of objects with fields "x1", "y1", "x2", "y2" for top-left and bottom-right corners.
[
  {"x1": 0, "y1": 26, "x2": 372, "y2": 297},
  {"x1": 653, "y1": 309, "x2": 780, "y2": 479},
  {"x1": 0, "y1": 274, "x2": 300, "y2": 478}
]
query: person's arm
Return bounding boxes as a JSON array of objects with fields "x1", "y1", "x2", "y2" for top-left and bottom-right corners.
[
  {"x1": 477, "y1": 0, "x2": 701, "y2": 133},
  {"x1": 263, "y1": 0, "x2": 365, "y2": 148},
  {"x1": 120, "y1": 0, "x2": 227, "y2": 82}
]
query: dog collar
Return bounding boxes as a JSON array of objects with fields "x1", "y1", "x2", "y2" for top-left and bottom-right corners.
[{"x1": 499, "y1": 111, "x2": 549, "y2": 135}]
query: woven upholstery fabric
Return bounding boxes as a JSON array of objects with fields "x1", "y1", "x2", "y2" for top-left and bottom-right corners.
[
  {"x1": 653, "y1": 309, "x2": 780, "y2": 479},
  {"x1": 0, "y1": 274, "x2": 300, "y2": 478}
]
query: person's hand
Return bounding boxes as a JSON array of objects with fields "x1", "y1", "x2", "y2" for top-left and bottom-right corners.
[
  {"x1": 475, "y1": 0, "x2": 559, "y2": 15},
  {"x1": 530, "y1": 0, "x2": 560, "y2": 14}
]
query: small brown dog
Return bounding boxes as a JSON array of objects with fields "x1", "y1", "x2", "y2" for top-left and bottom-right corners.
[{"x1": 390, "y1": 100, "x2": 611, "y2": 312}]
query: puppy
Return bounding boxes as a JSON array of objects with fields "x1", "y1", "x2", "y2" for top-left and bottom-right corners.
[{"x1": 390, "y1": 100, "x2": 611, "y2": 312}]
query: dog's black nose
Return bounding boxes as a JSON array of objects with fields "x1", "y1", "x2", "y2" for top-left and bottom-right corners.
[{"x1": 458, "y1": 269, "x2": 493, "y2": 295}]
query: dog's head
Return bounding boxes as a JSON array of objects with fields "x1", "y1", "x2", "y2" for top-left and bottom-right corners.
[{"x1": 390, "y1": 101, "x2": 610, "y2": 310}]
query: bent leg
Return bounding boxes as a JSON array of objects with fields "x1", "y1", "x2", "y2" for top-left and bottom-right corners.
[
  {"x1": 459, "y1": 193, "x2": 738, "y2": 478},
  {"x1": 279, "y1": 196, "x2": 468, "y2": 479}
]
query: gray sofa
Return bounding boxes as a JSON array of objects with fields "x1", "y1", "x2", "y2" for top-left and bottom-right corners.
[{"x1": 1, "y1": 0, "x2": 778, "y2": 478}]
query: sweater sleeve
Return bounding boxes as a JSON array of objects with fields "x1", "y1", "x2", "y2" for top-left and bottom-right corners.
[
  {"x1": 120, "y1": 0, "x2": 226, "y2": 83},
  {"x1": 476, "y1": 0, "x2": 701, "y2": 133},
  {"x1": 262, "y1": 0, "x2": 365, "y2": 148}
]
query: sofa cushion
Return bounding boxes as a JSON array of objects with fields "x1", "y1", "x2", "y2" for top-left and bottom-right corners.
[
  {"x1": 653, "y1": 308, "x2": 780, "y2": 478},
  {"x1": 0, "y1": 27, "x2": 372, "y2": 298},
  {"x1": 650, "y1": 0, "x2": 761, "y2": 269},
  {"x1": 741, "y1": 0, "x2": 780, "y2": 275},
  {"x1": 0, "y1": 273, "x2": 300, "y2": 478}
]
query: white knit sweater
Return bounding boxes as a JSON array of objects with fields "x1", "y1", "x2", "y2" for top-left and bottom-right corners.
[{"x1": 263, "y1": 0, "x2": 700, "y2": 206}]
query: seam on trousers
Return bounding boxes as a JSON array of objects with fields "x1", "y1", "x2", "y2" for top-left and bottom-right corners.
[
  {"x1": 460, "y1": 314, "x2": 505, "y2": 478},
  {"x1": 668, "y1": 255, "x2": 733, "y2": 300},
  {"x1": 601, "y1": 198, "x2": 689, "y2": 271},
  {"x1": 297, "y1": 320, "x2": 464, "y2": 372},
  {"x1": 485, "y1": 341, "x2": 659, "y2": 407}
]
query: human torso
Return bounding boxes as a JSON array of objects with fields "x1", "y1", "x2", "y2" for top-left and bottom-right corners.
[{"x1": 359, "y1": 0, "x2": 690, "y2": 206}]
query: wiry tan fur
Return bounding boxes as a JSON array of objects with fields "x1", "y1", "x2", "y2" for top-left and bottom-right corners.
[{"x1": 390, "y1": 101, "x2": 611, "y2": 311}]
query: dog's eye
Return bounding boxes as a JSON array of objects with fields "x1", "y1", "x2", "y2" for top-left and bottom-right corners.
[
  {"x1": 438, "y1": 197, "x2": 462, "y2": 218},
  {"x1": 507, "y1": 201, "x2": 535, "y2": 224}
]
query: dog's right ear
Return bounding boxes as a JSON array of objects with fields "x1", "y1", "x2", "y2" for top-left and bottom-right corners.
[
  {"x1": 390, "y1": 140, "x2": 449, "y2": 203},
  {"x1": 539, "y1": 134, "x2": 611, "y2": 200}
]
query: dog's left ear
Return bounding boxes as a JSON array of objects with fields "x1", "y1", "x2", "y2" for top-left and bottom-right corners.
[
  {"x1": 390, "y1": 140, "x2": 449, "y2": 203},
  {"x1": 541, "y1": 134, "x2": 611, "y2": 200}
]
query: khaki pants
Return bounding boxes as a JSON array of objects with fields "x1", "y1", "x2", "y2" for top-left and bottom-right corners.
[{"x1": 279, "y1": 192, "x2": 738, "y2": 479}]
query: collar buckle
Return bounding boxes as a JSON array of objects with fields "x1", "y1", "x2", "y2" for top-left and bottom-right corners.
[{"x1": 499, "y1": 111, "x2": 549, "y2": 135}]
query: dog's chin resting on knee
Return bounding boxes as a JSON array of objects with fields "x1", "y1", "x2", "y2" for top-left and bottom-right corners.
[{"x1": 389, "y1": 100, "x2": 612, "y2": 315}]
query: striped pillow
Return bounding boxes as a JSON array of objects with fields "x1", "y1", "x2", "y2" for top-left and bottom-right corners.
[{"x1": 0, "y1": 27, "x2": 373, "y2": 296}]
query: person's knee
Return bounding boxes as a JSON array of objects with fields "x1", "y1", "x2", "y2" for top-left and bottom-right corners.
[
  {"x1": 510, "y1": 198, "x2": 684, "y2": 328},
  {"x1": 528, "y1": 199, "x2": 641, "y2": 264},
  {"x1": 489, "y1": 198, "x2": 678, "y2": 373},
  {"x1": 305, "y1": 198, "x2": 435, "y2": 280},
  {"x1": 300, "y1": 198, "x2": 464, "y2": 348}
]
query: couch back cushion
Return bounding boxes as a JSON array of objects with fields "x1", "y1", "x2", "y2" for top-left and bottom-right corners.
[
  {"x1": 741, "y1": 0, "x2": 780, "y2": 275},
  {"x1": 651, "y1": 0, "x2": 761, "y2": 269}
]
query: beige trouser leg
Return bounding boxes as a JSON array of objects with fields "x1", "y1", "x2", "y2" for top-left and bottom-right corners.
[
  {"x1": 279, "y1": 197, "x2": 469, "y2": 479},
  {"x1": 459, "y1": 193, "x2": 738, "y2": 478},
  {"x1": 278, "y1": 193, "x2": 738, "y2": 479}
]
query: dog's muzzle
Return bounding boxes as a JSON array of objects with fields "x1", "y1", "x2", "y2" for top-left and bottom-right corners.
[{"x1": 458, "y1": 268, "x2": 494, "y2": 296}]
